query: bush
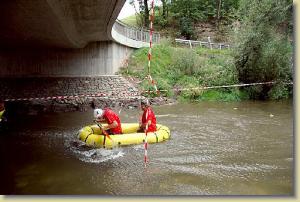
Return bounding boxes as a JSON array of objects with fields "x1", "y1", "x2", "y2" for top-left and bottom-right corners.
[
  {"x1": 179, "y1": 17, "x2": 195, "y2": 39},
  {"x1": 268, "y1": 82, "x2": 292, "y2": 100},
  {"x1": 233, "y1": 0, "x2": 293, "y2": 99},
  {"x1": 171, "y1": 48, "x2": 201, "y2": 75}
]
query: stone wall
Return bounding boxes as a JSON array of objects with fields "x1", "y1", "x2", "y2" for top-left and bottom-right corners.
[{"x1": 0, "y1": 76, "x2": 143, "y2": 115}]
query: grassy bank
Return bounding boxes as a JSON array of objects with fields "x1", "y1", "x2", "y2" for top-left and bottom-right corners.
[
  {"x1": 120, "y1": 42, "x2": 292, "y2": 102},
  {"x1": 120, "y1": 43, "x2": 250, "y2": 101},
  {"x1": 119, "y1": 0, "x2": 293, "y2": 102}
]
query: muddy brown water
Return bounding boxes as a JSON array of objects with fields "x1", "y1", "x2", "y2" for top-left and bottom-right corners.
[{"x1": 0, "y1": 100, "x2": 293, "y2": 195}]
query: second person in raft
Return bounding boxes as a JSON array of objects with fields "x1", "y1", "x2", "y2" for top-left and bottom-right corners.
[
  {"x1": 94, "y1": 108, "x2": 122, "y2": 135},
  {"x1": 138, "y1": 99, "x2": 157, "y2": 133}
]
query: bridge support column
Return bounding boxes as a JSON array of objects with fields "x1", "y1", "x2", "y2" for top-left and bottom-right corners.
[{"x1": 0, "y1": 41, "x2": 133, "y2": 77}]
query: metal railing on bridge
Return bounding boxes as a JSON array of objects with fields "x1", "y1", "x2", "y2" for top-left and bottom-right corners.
[
  {"x1": 114, "y1": 20, "x2": 160, "y2": 44},
  {"x1": 175, "y1": 37, "x2": 230, "y2": 49}
]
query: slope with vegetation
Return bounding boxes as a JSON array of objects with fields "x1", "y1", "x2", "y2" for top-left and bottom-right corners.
[{"x1": 120, "y1": 0, "x2": 293, "y2": 101}]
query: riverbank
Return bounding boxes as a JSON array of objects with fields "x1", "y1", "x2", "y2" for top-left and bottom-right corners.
[
  {"x1": 0, "y1": 76, "x2": 145, "y2": 116},
  {"x1": 119, "y1": 44, "x2": 293, "y2": 102},
  {"x1": 0, "y1": 75, "x2": 178, "y2": 118}
]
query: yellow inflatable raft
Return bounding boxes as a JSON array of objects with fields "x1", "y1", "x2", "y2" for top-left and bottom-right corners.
[{"x1": 78, "y1": 123, "x2": 171, "y2": 149}]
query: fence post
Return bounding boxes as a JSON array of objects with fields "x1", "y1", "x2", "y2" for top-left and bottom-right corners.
[
  {"x1": 141, "y1": 28, "x2": 143, "y2": 41},
  {"x1": 136, "y1": 30, "x2": 138, "y2": 40},
  {"x1": 208, "y1": 36, "x2": 212, "y2": 50}
]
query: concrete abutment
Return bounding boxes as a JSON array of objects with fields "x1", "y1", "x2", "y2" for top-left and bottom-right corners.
[{"x1": 0, "y1": 41, "x2": 133, "y2": 77}]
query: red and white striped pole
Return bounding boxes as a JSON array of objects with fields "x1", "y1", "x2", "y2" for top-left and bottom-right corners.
[
  {"x1": 144, "y1": 0, "x2": 155, "y2": 167},
  {"x1": 144, "y1": 127, "x2": 149, "y2": 166},
  {"x1": 147, "y1": 0, "x2": 158, "y2": 95},
  {"x1": 147, "y1": 0, "x2": 153, "y2": 76},
  {"x1": 144, "y1": 108, "x2": 149, "y2": 167}
]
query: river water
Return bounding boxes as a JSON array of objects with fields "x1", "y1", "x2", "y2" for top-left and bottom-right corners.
[{"x1": 0, "y1": 100, "x2": 293, "y2": 195}]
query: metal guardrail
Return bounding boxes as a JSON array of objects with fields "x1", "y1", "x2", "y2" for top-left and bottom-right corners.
[
  {"x1": 175, "y1": 38, "x2": 230, "y2": 49},
  {"x1": 113, "y1": 20, "x2": 160, "y2": 44}
]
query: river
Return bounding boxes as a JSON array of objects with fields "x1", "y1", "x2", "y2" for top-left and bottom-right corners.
[{"x1": 0, "y1": 100, "x2": 293, "y2": 195}]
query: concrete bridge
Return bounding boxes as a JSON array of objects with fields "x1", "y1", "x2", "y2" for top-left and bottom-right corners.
[
  {"x1": 0, "y1": 0, "x2": 161, "y2": 112},
  {"x1": 0, "y1": 0, "x2": 159, "y2": 77}
]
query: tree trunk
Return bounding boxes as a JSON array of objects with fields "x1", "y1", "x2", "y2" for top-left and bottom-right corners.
[
  {"x1": 161, "y1": 0, "x2": 167, "y2": 19},
  {"x1": 143, "y1": 0, "x2": 150, "y2": 27},
  {"x1": 130, "y1": 0, "x2": 143, "y2": 28},
  {"x1": 216, "y1": 0, "x2": 222, "y2": 29}
]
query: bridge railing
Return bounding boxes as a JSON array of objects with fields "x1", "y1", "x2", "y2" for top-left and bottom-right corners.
[{"x1": 113, "y1": 20, "x2": 160, "y2": 44}]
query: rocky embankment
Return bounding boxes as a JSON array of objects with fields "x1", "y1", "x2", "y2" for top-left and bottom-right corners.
[{"x1": 0, "y1": 76, "x2": 175, "y2": 116}]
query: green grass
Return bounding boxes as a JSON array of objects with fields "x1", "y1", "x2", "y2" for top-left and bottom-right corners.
[
  {"x1": 120, "y1": 44, "x2": 249, "y2": 101},
  {"x1": 121, "y1": 15, "x2": 140, "y2": 27}
]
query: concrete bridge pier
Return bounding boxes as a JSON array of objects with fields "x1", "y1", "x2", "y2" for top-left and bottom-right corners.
[{"x1": 0, "y1": 41, "x2": 132, "y2": 77}]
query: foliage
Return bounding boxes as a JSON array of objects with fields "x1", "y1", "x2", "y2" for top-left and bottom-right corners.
[
  {"x1": 268, "y1": 82, "x2": 292, "y2": 100},
  {"x1": 233, "y1": 0, "x2": 293, "y2": 99},
  {"x1": 128, "y1": 0, "x2": 144, "y2": 27},
  {"x1": 171, "y1": 48, "x2": 201, "y2": 75},
  {"x1": 170, "y1": 0, "x2": 205, "y2": 21},
  {"x1": 169, "y1": 0, "x2": 241, "y2": 24},
  {"x1": 121, "y1": 0, "x2": 293, "y2": 101},
  {"x1": 197, "y1": 89, "x2": 243, "y2": 101},
  {"x1": 127, "y1": 0, "x2": 241, "y2": 39},
  {"x1": 178, "y1": 17, "x2": 195, "y2": 39}
]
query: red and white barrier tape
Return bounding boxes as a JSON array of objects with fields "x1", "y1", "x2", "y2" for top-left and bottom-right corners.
[
  {"x1": 3, "y1": 91, "x2": 142, "y2": 102},
  {"x1": 4, "y1": 93, "x2": 107, "y2": 102}
]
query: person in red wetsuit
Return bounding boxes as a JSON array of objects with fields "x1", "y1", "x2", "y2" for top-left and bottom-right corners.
[
  {"x1": 94, "y1": 108, "x2": 122, "y2": 134},
  {"x1": 138, "y1": 99, "x2": 156, "y2": 132}
]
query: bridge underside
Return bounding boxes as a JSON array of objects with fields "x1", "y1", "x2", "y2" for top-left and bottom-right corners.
[{"x1": 0, "y1": 0, "x2": 125, "y2": 48}]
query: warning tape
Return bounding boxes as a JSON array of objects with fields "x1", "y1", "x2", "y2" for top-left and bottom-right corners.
[
  {"x1": 140, "y1": 81, "x2": 293, "y2": 94},
  {"x1": 4, "y1": 92, "x2": 142, "y2": 102},
  {"x1": 4, "y1": 93, "x2": 107, "y2": 102}
]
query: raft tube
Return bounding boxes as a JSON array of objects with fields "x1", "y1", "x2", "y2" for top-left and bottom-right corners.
[{"x1": 78, "y1": 123, "x2": 171, "y2": 148}]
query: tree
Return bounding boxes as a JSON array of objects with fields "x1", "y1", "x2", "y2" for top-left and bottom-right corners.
[
  {"x1": 161, "y1": 0, "x2": 168, "y2": 20},
  {"x1": 137, "y1": 0, "x2": 150, "y2": 27},
  {"x1": 129, "y1": 0, "x2": 144, "y2": 27},
  {"x1": 233, "y1": 0, "x2": 293, "y2": 99},
  {"x1": 143, "y1": 0, "x2": 150, "y2": 27}
]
